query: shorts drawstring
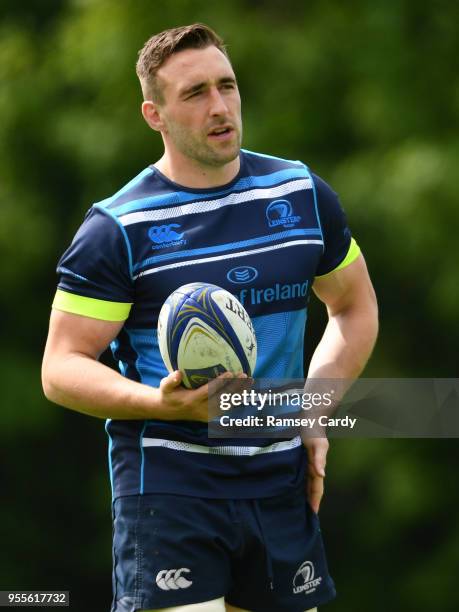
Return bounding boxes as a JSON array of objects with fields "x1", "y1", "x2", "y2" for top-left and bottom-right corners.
[{"x1": 252, "y1": 500, "x2": 274, "y2": 590}]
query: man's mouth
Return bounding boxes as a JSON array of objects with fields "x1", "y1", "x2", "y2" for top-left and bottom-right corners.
[{"x1": 208, "y1": 125, "x2": 234, "y2": 140}]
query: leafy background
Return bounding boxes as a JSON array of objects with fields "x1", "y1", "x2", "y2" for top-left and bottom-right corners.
[{"x1": 1, "y1": 0, "x2": 458, "y2": 610}]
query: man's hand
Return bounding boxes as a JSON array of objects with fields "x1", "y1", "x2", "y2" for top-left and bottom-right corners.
[
  {"x1": 303, "y1": 437, "x2": 329, "y2": 514},
  {"x1": 158, "y1": 370, "x2": 210, "y2": 421},
  {"x1": 159, "y1": 370, "x2": 248, "y2": 422}
]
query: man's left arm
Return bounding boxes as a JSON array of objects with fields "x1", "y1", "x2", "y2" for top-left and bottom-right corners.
[{"x1": 305, "y1": 252, "x2": 379, "y2": 511}]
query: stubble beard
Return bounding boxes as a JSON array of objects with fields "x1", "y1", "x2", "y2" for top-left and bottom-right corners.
[{"x1": 167, "y1": 121, "x2": 242, "y2": 169}]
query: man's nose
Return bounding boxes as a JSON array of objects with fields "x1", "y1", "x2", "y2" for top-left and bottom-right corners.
[{"x1": 208, "y1": 87, "x2": 229, "y2": 115}]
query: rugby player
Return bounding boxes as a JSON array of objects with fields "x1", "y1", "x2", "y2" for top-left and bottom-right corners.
[{"x1": 42, "y1": 24, "x2": 378, "y2": 612}]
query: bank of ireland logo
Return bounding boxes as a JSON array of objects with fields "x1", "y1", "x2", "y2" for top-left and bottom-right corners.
[
  {"x1": 292, "y1": 561, "x2": 322, "y2": 595},
  {"x1": 148, "y1": 224, "x2": 186, "y2": 249},
  {"x1": 156, "y1": 568, "x2": 193, "y2": 591},
  {"x1": 266, "y1": 199, "x2": 301, "y2": 228},
  {"x1": 227, "y1": 266, "x2": 258, "y2": 284}
]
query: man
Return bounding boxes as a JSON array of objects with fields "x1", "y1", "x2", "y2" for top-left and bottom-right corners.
[{"x1": 42, "y1": 24, "x2": 378, "y2": 612}]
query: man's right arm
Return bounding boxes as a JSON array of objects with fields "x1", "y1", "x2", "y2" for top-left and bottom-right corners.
[{"x1": 42, "y1": 309, "x2": 212, "y2": 421}]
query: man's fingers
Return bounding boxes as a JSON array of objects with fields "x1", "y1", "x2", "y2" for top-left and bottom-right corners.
[
  {"x1": 313, "y1": 440, "x2": 328, "y2": 478},
  {"x1": 159, "y1": 370, "x2": 253, "y2": 422},
  {"x1": 304, "y1": 439, "x2": 327, "y2": 512},
  {"x1": 209, "y1": 371, "x2": 235, "y2": 392},
  {"x1": 307, "y1": 473, "x2": 324, "y2": 514},
  {"x1": 305, "y1": 438, "x2": 329, "y2": 478},
  {"x1": 208, "y1": 371, "x2": 250, "y2": 398},
  {"x1": 160, "y1": 370, "x2": 182, "y2": 393},
  {"x1": 160, "y1": 371, "x2": 220, "y2": 397}
]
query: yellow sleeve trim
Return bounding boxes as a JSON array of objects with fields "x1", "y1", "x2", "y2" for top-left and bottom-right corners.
[
  {"x1": 317, "y1": 237, "x2": 361, "y2": 278},
  {"x1": 52, "y1": 289, "x2": 132, "y2": 322}
]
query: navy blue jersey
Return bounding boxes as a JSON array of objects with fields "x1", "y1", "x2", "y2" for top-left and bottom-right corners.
[{"x1": 53, "y1": 149, "x2": 360, "y2": 500}]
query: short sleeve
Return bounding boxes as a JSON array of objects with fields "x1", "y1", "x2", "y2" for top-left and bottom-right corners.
[
  {"x1": 313, "y1": 174, "x2": 360, "y2": 277},
  {"x1": 53, "y1": 206, "x2": 134, "y2": 321}
]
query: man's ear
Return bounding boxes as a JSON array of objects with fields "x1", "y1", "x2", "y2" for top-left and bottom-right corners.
[{"x1": 141, "y1": 101, "x2": 165, "y2": 133}]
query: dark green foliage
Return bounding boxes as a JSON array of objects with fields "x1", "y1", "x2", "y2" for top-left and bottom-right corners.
[{"x1": 1, "y1": 1, "x2": 458, "y2": 610}]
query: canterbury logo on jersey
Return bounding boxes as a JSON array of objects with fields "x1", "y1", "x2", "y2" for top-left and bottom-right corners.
[
  {"x1": 148, "y1": 224, "x2": 186, "y2": 247},
  {"x1": 156, "y1": 568, "x2": 193, "y2": 590}
]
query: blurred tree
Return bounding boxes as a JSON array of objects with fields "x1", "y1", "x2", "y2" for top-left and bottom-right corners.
[{"x1": 1, "y1": 1, "x2": 458, "y2": 610}]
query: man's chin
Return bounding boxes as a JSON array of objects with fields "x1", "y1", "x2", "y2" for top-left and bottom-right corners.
[{"x1": 206, "y1": 144, "x2": 241, "y2": 167}]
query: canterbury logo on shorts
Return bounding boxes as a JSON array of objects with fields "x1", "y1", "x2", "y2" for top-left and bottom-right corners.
[{"x1": 156, "y1": 568, "x2": 193, "y2": 590}]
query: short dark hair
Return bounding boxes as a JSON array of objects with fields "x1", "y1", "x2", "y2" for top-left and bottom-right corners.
[{"x1": 136, "y1": 23, "x2": 228, "y2": 103}]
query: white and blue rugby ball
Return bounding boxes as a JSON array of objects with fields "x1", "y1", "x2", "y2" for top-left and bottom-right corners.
[{"x1": 157, "y1": 282, "x2": 257, "y2": 389}]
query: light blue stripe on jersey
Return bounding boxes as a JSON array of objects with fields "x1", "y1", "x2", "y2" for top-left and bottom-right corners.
[
  {"x1": 132, "y1": 228, "x2": 322, "y2": 273},
  {"x1": 126, "y1": 328, "x2": 167, "y2": 387},
  {"x1": 252, "y1": 309, "x2": 307, "y2": 378},
  {"x1": 139, "y1": 421, "x2": 148, "y2": 494},
  {"x1": 105, "y1": 168, "x2": 309, "y2": 217},
  {"x1": 120, "y1": 311, "x2": 307, "y2": 389},
  {"x1": 301, "y1": 164, "x2": 324, "y2": 246},
  {"x1": 111, "y1": 339, "x2": 127, "y2": 376},
  {"x1": 105, "y1": 419, "x2": 115, "y2": 497},
  {"x1": 57, "y1": 266, "x2": 89, "y2": 282},
  {"x1": 242, "y1": 148, "x2": 303, "y2": 165}
]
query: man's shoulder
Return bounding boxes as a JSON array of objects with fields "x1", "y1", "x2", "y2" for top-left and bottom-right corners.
[
  {"x1": 242, "y1": 148, "x2": 310, "y2": 176},
  {"x1": 242, "y1": 151, "x2": 334, "y2": 192},
  {"x1": 93, "y1": 166, "x2": 166, "y2": 218}
]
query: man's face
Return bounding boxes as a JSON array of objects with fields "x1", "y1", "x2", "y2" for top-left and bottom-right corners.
[{"x1": 155, "y1": 45, "x2": 242, "y2": 168}]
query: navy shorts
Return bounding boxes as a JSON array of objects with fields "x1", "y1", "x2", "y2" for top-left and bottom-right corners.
[{"x1": 111, "y1": 489, "x2": 336, "y2": 612}]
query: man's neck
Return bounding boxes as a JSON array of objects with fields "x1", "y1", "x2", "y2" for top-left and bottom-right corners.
[{"x1": 154, "y1": 152, "x2": 240, "y2": 189}]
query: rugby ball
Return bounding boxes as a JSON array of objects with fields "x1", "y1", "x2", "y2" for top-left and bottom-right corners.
[{"x1": 157, "y1": 282, "x2": 257, "y2": 389}]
